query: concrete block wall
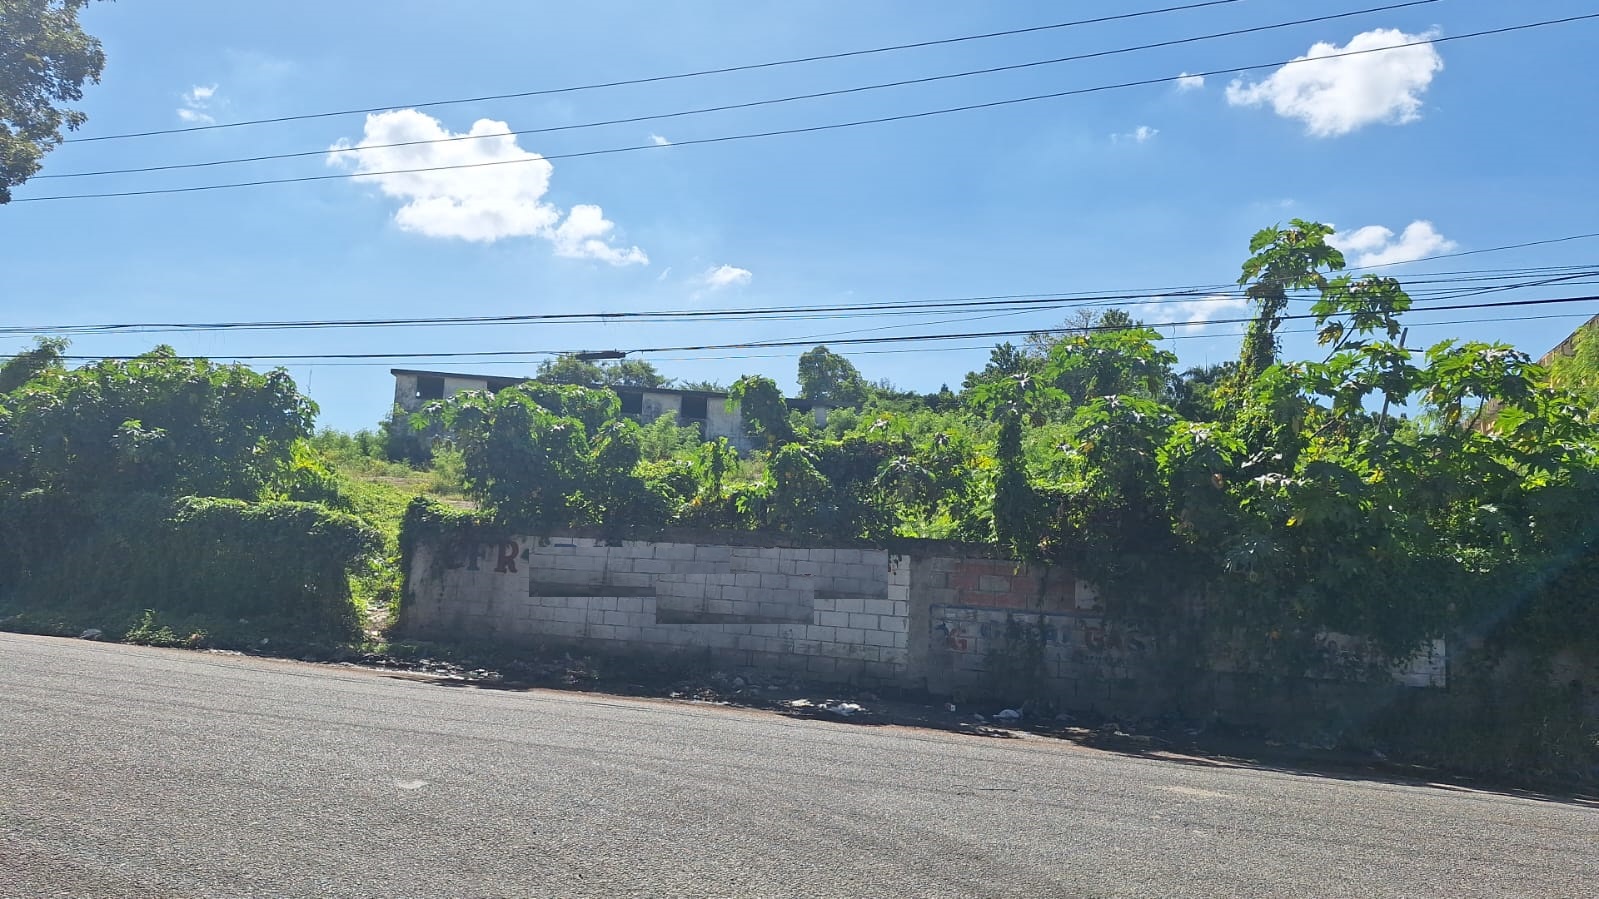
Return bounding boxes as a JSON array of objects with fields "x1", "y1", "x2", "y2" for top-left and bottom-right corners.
[
  {"x1": 405, "y1": 536, "x2": 913, "y2": 684},
  {"x1": 403, "y1": 532, "x2": 1442, "y2": 712}
]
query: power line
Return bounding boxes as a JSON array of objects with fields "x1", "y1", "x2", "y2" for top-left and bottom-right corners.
[
  {"x1": 168, "y1": 310, "x2": 1594, "y2": 369},
  {"x1": 1348, "y1": 232, "x2": 1599, "y2": 271},
  {"x1": 44, "y1": 293, "x2": 1599, "y2": 363},
  {"x1": 9, "y1": 265, "x2": 1596, "y2": 338},
  {"x1": 39, "y1": 1, "x2": 1436, "y2": 181},
  {"x1": 61, "y1": 0, "x2": 1250, "y2": 144},
  {"x1": 19, "y1": 12, "x2": 1597, "y2": 204}
]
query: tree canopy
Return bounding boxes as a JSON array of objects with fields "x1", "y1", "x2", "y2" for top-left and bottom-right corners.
[
  {"x1": 0, "y1": 0, "x2": 106, "y2": 203},
  {"x1": 797, "y1": 345, "x2": 869, "y2": 406}
]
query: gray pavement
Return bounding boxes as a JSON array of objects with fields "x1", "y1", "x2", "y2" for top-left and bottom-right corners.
[{"x1": 1, "y1": 632, "x2": 1594, "y2": 898}]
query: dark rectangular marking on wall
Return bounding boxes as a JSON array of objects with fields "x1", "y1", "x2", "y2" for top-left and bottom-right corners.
[
  {"x1": 815, "y1": 588, "x2": 888, "y2": 601},
  {"x1": 529, "y1": 580, "x2": 655, "y2": 598}
]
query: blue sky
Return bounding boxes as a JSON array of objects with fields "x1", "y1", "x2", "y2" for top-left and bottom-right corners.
[{"x1": 4, "y1": 0, "x2": 1598, "y2": 430}]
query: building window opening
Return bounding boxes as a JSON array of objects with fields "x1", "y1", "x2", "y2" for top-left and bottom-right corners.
[
  {"x1": 619, "y1": 391, "x2": 644, "y2": 416},
  {"x1": 415, "y1": 376, "x2": 445, "y2": 401},
  {"x1": 680, "y1": 395, "x2": 709, "y2": 420}
]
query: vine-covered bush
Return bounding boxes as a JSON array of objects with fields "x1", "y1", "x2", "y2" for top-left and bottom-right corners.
[{"x1": 0, "y1": 492, "x2": 376, "y2": 646}]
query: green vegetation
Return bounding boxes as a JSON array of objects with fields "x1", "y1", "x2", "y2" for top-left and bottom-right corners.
[
  {"x1": 0, "y1": 0, "x2": 106, "y2": 203},
  {"x1": 0, "y1": 347, "x2": 379, "y2": 650},
  {"x1": 3, "y1": 220, "x2": 1594, "y2": 778}
]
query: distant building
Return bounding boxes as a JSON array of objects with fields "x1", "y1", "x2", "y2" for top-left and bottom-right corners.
[
  {"x1": 1538, "y1": 314, "x2": 1599, "y2": 366},
  {"x1": 389, "y1": 368, "x2": 828, "y2": 456}
]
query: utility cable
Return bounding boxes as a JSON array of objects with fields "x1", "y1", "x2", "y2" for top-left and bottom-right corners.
[
  {"x1": 17, "y1": 12, "x2": 1594, "y2": 203},
  {"x1": 61, "y1": 1, "x2": 1250, "y2": 143},
  {"x1": 44, "y1": 293, "x2": 1599, "y2": 363},
  {"x1": 38, "y1": 1, "x2": 1436, "y2": 181},
  {"x1": 8, "y1": 266, "x2": 1597, "y2": 338}
]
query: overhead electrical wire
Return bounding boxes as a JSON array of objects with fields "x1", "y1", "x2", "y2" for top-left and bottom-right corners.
[
  {"x1": 46, "y1": 293, "x2": 1599, "y2": 364},
  {"x1": 60, "y1": 0, "x2": 1253, "y2": 143},
  {"x1": 9, "y1": 264, "x2": 1598, "y2": 339},
  {"x1": 38, "y1": 0, "x2": 1437, "y2": 181},
  {"x1": 180, "y1": 309, "x2": 1594, "y2": 369},
  {"x1": 17, "y1": 12, "x2": 1597, "y2": 203}
]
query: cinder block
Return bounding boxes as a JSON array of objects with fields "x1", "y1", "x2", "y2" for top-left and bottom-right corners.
[
  {"x1": 588, "y1": 624, "x2": 618, "y2": 641},
  {"x1": 616, "y1": 596, "x2": 645, "y2": 613},
  {"x1": 740, "y1": 556, "x2": 779, "y2": 574},
  {"x1": 707, "y1": 599, "x2": 735, "y2": 616},
  {"x1": 863, "y1": 599, "x2": 895, "y2": 617},
  {"x1": 807, "y1": 625, "x2": 837, "y2": 642},
  {"x1": 807, "y1": 656, "x2": 837, "y2": 674},
  {"x1": 848, "y1": 613, "x2": 879, "y2": 630},
  {"x1": 809, "y1": 548, "x2": 835, "y2": 564},
  {"x1": 736, "y1": 634, "x2": 773, "y2": 653},
  {"x1": 590, "y1": 596, "x2": 618, "y2": 612},
  {"x1": 850, "y1": 564, "x2": 883, "y2": 583},
  {"x1": 892, "y1": 600, "x2": 909, "y2": 618},
  {"x1": 878, "y1": 615, "x2": 908, "y2": 633},
  {"x1": 864, "y1": 630, "x2": 896, "y2": 647},
  {"x1": 654, "y1": 543, "x2": 697, "y2": 560},
  {"x1": 694, "y1": 544, "x2": 733, "y2": 563},
  {"x1": 734, "y1": 572, "x2": 763, "y2": 588},
  {"x1": 602, "y1": 610, "x2": 630, "y2": 627},
  {"x1": 816, "y1": 611, "x2": 849, "y2": 628},
  {"x1": 758, "y1": 573, "x2": 790, "y2": 590},
  {"x1": 633, "y1": 559, "x2": 672, "y2": 574},
  {"x1": 794, "y1": 560, "x2": 822, "y2": 577},
  {"x1": 834, "y1": 596, "x2": 865, "y2": 614},
  {"x1": 834, "y1": 626, "x2": 868, "y2": 644}
]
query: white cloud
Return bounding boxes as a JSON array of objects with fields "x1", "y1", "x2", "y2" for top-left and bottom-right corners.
[
  {"x1": 550, "y1": 204, "x2": 648, "y2": 266},
  {"x1": 1225, "y1": 28, "x2": 1443, "y2": 137},
  {"x1": 177, "y1": 83, "x2": 219, "y2": 124},
  {"x1": 1149, "y1": 295, "x2": 1252, "y2": 334},
  {"x1": 1330, "y1": 220, "x2": 1456, "y2": 267},
  {"x1": 649, "y1": 133, "x2": 672, "y2": 146},
  {"x1": 329, "y1": 109, "x2": 647, "y2": 264},
  {"x1": 1176, "y1": 72, "x2": 1205, "y2": 91},
  {"x1": 700, "y1": 265, "x2": 753, "y2": 290},
  {"x1": 1112, "y1": 125, "x2": 1159, "y2": 144}
]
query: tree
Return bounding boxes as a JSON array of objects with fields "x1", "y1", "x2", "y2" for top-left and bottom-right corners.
[
  {"x1": 1229, "y1": 220, "x2": 1344, "y2": 392},
  {"x1": 601, "y1": 359, "x2": 671, "y2": 389},
  {"x1": 0, "y1": 345, "x2": 316, "y2": 498},
  {"x1": 1026, "y1": 307, "x2": 1139, "y2": 355},
  {"x1": 727, "y1": 374, "x2": 793, "y2": 448},
  {"x1": 797, "y1": 345, "x2": 868, "y2": 406},
  {"x1": 677, "y1": 379, "x2": 726, "y2": 393},
  {"x1": 534, "y1": 355, "x2": 670, "y2": 390},
  {"x1": 0, "y1": 335, "x2": 66, "y2": 394},
  {"x1": 1, "y1": 0, "x2": 107, "y2": 203},
  {"x1": 534, "y1": 355, "x2": 606, "y2": 387},
  {"x1": 961, "y1": 341, "x2": 1034, "y2": 393}
]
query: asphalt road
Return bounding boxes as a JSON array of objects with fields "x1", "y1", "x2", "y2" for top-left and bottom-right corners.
[{"x1": 1, "y1": 633, "x2": 1594, "y2": 898}]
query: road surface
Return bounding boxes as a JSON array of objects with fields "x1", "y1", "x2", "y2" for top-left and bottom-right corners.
[{"x1": 1, "y1": 633, "x2": 1593, "y2": 898}]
